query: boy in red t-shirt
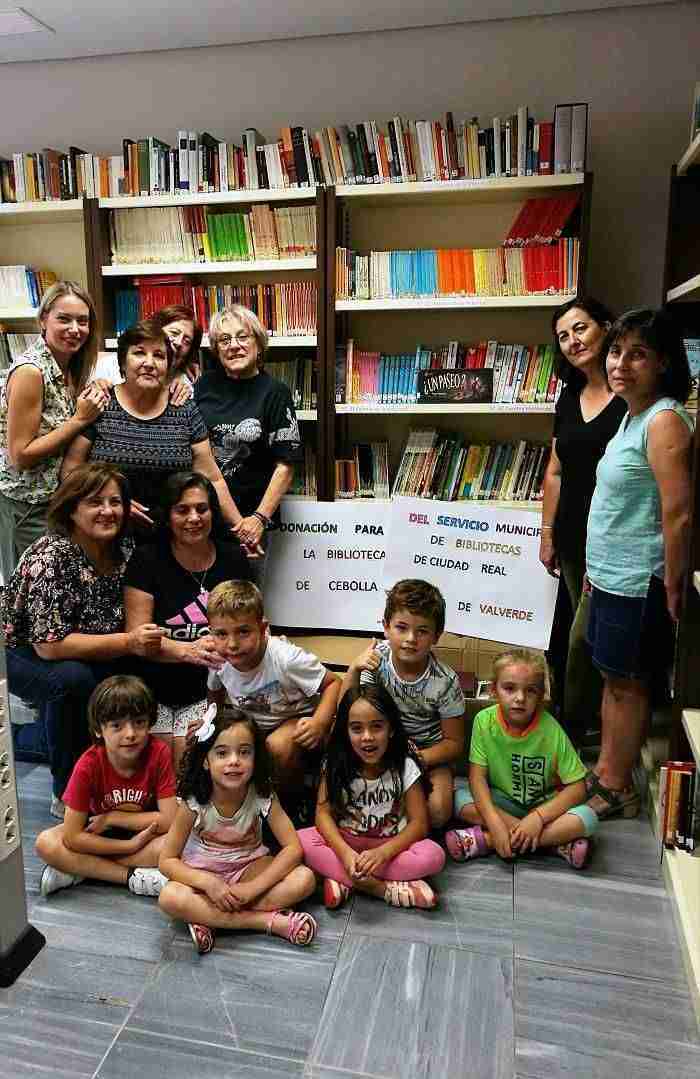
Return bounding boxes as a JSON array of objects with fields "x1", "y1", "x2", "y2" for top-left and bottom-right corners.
[{"x1": 36, "y1": 675, "x2": 177, "y2": 898}]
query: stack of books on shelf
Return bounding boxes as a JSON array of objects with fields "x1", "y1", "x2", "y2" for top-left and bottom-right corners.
[
  {"x1": 392, "y1": 429, "x2": 548, "y2": 503},
  {"x1": 0, "y1": 148, "x2": 88, "y2": 202},
  {"x1": 0, "y1": 330, "x2": 40, "y2": 369},
  {"x1": 335, "y1": 443, "x2": 390, "y2": 499},
  {"x1": 336, "y1": 192, "x2": 580, "y2": 300},
  {"x1": 0, "y1": 266, "x2": 57, "y2": 310},
  {"x1": 114, "y1": 280, "x2": 317, "y2": 336},
  {"x1": 658, "y1": 761, "x2": 697, "y2": 853},
  {"x1": 289, "y1": 446, "x2": 318, "y2": 498},
  {"x1": 267, "y1": 355, "x2": 317, "y2": 410},
  {"x1": 108, "y1": 204, "x2": 316, "y2": 264},
  {"x1": 335, "y1": 339, "x2": 559, "y2": 405}
]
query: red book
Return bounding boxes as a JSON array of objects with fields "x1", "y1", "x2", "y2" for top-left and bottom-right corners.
[{"x1": 538, "y1": 121, "x2": 554, "y2": 175}]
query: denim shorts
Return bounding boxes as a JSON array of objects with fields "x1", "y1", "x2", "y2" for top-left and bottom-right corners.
[
  {"x1": 454, "y1": 780, "x2": 598, "y2": 837},
  {"x1": 586, "y1": 576, "x2": 673, "y2": 681}
]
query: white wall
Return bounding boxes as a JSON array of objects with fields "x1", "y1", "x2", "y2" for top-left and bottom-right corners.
[{"x1": 1, "y1": 1, "x2": 698, "y2": 311}]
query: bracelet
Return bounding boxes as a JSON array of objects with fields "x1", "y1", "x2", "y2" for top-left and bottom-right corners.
[
  {"x1": 540, "y1": 524, "x2": 554, "y2": 531},
  {"x1": 252, "y1": 511, "x2": 272, "y2": 529},
  {"x1": 534, "y1": 808, "x2": 547, "y2": 827}
]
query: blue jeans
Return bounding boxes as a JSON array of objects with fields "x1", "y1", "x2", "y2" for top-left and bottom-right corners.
[{"x1": 6, "y1": 646, "x2": 130, "y2": 797}]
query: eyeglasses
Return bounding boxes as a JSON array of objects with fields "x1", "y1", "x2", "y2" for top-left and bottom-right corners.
[{"x1": 217, "y1": 333, "x2": 253, "y2": 349}]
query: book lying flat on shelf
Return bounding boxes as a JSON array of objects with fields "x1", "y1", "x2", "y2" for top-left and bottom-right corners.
[{"x1": 0, "y1": 266, "x2": 56, "y2": 309}]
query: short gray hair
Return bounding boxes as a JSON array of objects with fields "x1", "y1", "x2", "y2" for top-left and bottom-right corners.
[{"x1": 208, "y1": 305, "x2": 269, "y2": 367}]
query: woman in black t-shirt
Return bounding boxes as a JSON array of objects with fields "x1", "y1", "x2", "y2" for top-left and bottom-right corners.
[
  {"x1": 539, "y1": 297, "x2": 626, "y2": 742},
  {"x1": 124, "y1": 471, "x2": 252, "y2": 769},
  {"x1": 194, "y1": 305, "x2": 302, "y2": 589}
]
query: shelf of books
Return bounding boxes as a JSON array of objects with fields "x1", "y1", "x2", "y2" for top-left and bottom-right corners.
[
  {"x1": 336, "y1": 172, "x2": 584, "y2": 205},
  {"x1": 0, "y1": 199, "x2": 84, "y2": 223},
  {"x1": 336, "y1": 403, "x2": 554, "y2": 414},
  {"x1": 102, "y1": 258, "x2": 316, "y2": 276},
  {"x1": 667, "y1": 273, "x2": 700, "y2": 304},
  {"x1": 336, "y1": 295, "x2": 572, "y2": 311},
  {"x1": 103, "y1": 333, "x2": 317, "y2": 349},
  {"x1": 98, "y1": 187, "x2": 317, "y2": 210}
]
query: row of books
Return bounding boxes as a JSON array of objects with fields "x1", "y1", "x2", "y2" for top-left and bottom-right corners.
[
  {"x1": 504, "y1": 194, "x2": 581, "y2": 246},
  {"x1": 268, "y1": 356, "x2": 317, "y2": 411},
  {"x1": 109, "y1": 204, "x2": 316, "y2": 264},
  {"x1": 0, "y1": 104, "x2": 588, "y2": 204},
  {"x1": 336, "y1": 240, "x2": 579, "y2": 299},
  {"x1": 0, "y1": 266, "x2": 57, "y2": 310},
  {"x1": 0, "y1": 330, "x2": 39, "y2": 370},
  {"x1": 335, "y1": 340, "x2": 561, "y2": 405},
  {"x1": 659, "y1": 761, "x2": 696, "y2": 853},
  {"x1": 335, "y1": 443, "x2": 390, "y2": 499},
  {"x1": 393, "y1": 430, "x2": 548, "y2": 503},
  {"x1": 114, "y1": 280, "x2": 317, "y2": 338},
  {"x1": 289, "y1": 445, "x2": 318, "y2": 498}
]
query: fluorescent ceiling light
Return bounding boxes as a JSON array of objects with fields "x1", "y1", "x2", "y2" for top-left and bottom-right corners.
[{"x1": 0, "y1": 7, "x2": 53, "y2": 36}]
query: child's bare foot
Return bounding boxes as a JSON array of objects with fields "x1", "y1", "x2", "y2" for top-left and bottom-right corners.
[{"x1": 266, "y1": 909, "x2": 317, "y2": 946}]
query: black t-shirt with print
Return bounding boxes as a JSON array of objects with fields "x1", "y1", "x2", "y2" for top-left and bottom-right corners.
[
  {"x1": 124, "y1": 538, "x2": 252, "y2": 706},
  {"x1": 553, "y1": 384, "x2": 627, "y2": 560},
  {"x1": 194, "y1": 368, "x2": 302, "y2": 521}
]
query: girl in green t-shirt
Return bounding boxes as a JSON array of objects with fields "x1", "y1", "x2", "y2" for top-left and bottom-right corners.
[{"x1": 445, "y1": 649, "x2": 598, "y2": 870}]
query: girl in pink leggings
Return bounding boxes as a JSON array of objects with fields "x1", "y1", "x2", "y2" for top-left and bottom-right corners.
[{"x1": 299, "y1": 684, "x2": 445, "y2": 910}]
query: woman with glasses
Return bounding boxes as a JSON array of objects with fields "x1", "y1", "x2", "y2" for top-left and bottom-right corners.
[{"x1": 194, "y1": 305, "x2": 302, "y2": 588}]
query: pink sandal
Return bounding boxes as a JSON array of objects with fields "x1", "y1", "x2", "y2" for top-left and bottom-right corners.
[
  {"x1": 383, "y1": 879, "x2": 438, "y2": 909},
  {"x1": 557, "y1": 838, "x2": 591, "y2": 870},
  {"x1": 445, "y1": 826, "x2": 489, "y2": 862},
  {"x1": 323, "y1": 878, "x2": 352, "y2": 910},
  {"x1": 266, "y1": 909, "x2": 317, "y2": 946},
  {"x1": 188, "y1": 922, "x2": 215, "y2": 954}
]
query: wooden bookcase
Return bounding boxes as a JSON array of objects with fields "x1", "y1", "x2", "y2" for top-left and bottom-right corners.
[
  {"x1": 0, "y1": 199, "x2": 93, "y2": 357},
  {"x1": 84, "y1": 187, "x2": 326, "y2": 497},
  {"x1": 324, "y1": 172, "x2": 592, "y2": 507},
  {"x1": 661, "y1": 152, "x2": 700, "y2": 1027}
]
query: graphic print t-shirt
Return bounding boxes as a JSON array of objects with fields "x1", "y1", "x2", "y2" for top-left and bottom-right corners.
[
  {"x1": 335, "y1": 758, "x2": 422, "y2": 837},
  {"x1": 469, "y1": 704, "x2": 586, "y2": 809},
  {"x1": 194, "y1": 368, "x2": 302, "y2": 520},
  {"x1": 181, "y1": 785, "x2": 272, "y2": 868},
  {"x1": 208, "y1": 635, "x2": 325, "y2": 733},
  {"x1": 361, "y1": 640, "x2": 465, "y2": 748},
  {"x1": 124, "y1": 540, "x2": 252, "y2": 706},
  {"x1": 62, "y1": 738, "x2": 175, "y2": 814}
]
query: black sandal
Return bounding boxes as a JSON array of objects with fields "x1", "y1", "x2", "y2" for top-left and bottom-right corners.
[{"x1": 585, "y1": 772, "x2": 640, "y2": 820}]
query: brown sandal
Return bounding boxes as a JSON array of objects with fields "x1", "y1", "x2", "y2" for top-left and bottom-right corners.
[{"x1": 585, "y1": 773, "x2": 640, "y2": 820}]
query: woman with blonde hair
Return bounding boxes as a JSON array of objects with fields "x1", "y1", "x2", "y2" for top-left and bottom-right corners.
[
  {"x1": 0, "y1": 280, "x2": 107, "y2": 580},
  {"x1": 194, "y1": 305, "x2": 302, "y2": 587}
]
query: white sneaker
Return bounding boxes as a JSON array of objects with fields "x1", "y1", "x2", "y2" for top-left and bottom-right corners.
[
  {"x1": 40, "y1": 865, "x2": 84, "y2": 898},
  {"x1": 127, "y1": 867, "x2": 168, "y2": 897},
  {"x1": 49, "y1": 796, "x2": 65, "y2": 820}
]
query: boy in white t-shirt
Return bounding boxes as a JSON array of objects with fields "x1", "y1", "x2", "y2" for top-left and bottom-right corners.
[
  {"x1": 340, "y1": 579, "x2": 466, "y2": 829},
  {"x1": 205, "y1": 580, "x2": 340, "y2": 801}
]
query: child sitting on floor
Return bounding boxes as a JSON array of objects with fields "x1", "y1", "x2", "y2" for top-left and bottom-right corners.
[
  {"x1": 341, "y1": 579, "x2": 465, "y2": 828},
  {"x1": 158, "y1": 706, "x2": 316, "y2": 954},
  {"x1": 35, "y1": 675, "x2": 176, "y2": 898},
  {"x1": 445, "y1": 648, "x2": 597, "y2": 869},
  {"x1": 299, "y1": 685, "x2": 445, "y2": 910},
  {"x1": 203, "y1": 580, "x2": 339, "y2": 808}
]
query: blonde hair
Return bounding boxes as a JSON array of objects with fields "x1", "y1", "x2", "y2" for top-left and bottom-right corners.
[
  {"x1": 208, "y1": 579, "x2": 264, "y2": 622},
  {"x1": 38, "y1": 280, "x2": 98, "y2": 395},
  {"x1": 492, "y1": 649, "x2": 547, "y2": 692},
  {"x1": 208, "y1": 305, "x2": 269, "y2": 368}
]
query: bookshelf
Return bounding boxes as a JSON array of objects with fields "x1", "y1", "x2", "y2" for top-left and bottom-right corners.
[
  {"x1": 87, "y1": 187, "x2": 326, "y2": 496},
  {"x1": 325, "y1": 172, "x2": 592, "y2": 504}
]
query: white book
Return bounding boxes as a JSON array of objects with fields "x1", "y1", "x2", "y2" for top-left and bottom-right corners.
[
  {"x1": 493, "y1": 117, "x2": 502, "y2": 176},
  {"x1": 177, "y1": 131, "x2": 189, "y2": 190},
  {"x1": 301, "y1": 130, "x2": 315, "y2": 189},
  {"x1": 571, "y1": 103, "x2": 588, "y2": 172},
  {"x1": 554, "y1": 105, "x2": 573, "y2": 174},
  {"x1": 517, "y1": 105, "x2": 528, "y2": 177},
  {"x1": 13, "y1": 154, "x2": 25, "y2": 201},
  {"x1": 188, "y1": 132, "x2": 198, "y2": 194}
]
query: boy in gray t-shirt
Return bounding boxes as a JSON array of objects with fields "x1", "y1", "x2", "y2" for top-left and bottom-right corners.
[{"x1": 341, "y1": 579, "x2": 465, "y2": 828}]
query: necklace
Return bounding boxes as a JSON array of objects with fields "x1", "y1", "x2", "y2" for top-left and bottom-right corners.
[{"x1": 186, "y1": 565, "x2": 210, "y2": 594}]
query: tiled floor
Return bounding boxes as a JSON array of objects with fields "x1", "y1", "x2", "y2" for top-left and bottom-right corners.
[{"x1": 4, "y1": 761, "x2": 699, "y2": 1079}]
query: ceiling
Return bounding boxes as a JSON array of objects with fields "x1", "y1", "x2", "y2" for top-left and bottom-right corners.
[{"x1": 0, "y1": 1, "x2": 683, "y2": 64}]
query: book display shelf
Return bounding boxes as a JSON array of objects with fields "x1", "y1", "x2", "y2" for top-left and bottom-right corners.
[
  {"x1": 661, "y1": 138, "x2": 700, "y2": 1025},
  {"x1": 87, "y1": 188, "x2": 325, "y2": 491},
  {"x1": 324, "y1": 172, "x2": 592, "y2": 506}
]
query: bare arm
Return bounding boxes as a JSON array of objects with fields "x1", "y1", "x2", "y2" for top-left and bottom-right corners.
[
  {"x1": 417, "y1": 713, "x2": 464, "y2": 769},
  {"x1": 315, "y1": 775, "x2": 358, "y2": 870},
  {"x1": 124, "y1": 586, "x2": 222, "y2": 670},
  {"x1": 294, "y1": 670, "x2": 341, "y2": 749},
  {"x1": 6, "y1": 367, "x2": 103, "y2": 472},
  {"x1": 87, "y1": 795, "x2": 177, "y2": 836},
  {"x1": 539, "y1": 437, "x2": 561, "y2": 576},
  {"x1": 230, "y1": 798, "x2": 303, "y2": 905},
  {"x1": 34, "y1": 623, "x2": 163, "y2": 662},
  {"x1": 648, "y1": 410, "x2": 692, "y2": 620},
  {"x1": 190, "y1": 439, "x2": 243, "y2": 528},
  {"x1": 469, "y1": 762, "x2": 512, "y2": 858},
  {"x1": 62, "y1": 805, "x2": 156, "y2": 857},
  {"x1": 510, "y1": 779, "x2": 587, "y2": 853},
  {"x1": 158, "y1": 803, "x2": 217, "y2": 889},
  {"x1": 59, "y1": 432, "x2": 92, "y2": 481},
  {"x1": 338, "y1": 638, "x2": 380, "y2": 705},
  {"x1": 236, "y1": 462, "x2": 295, "y2": 549}
]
